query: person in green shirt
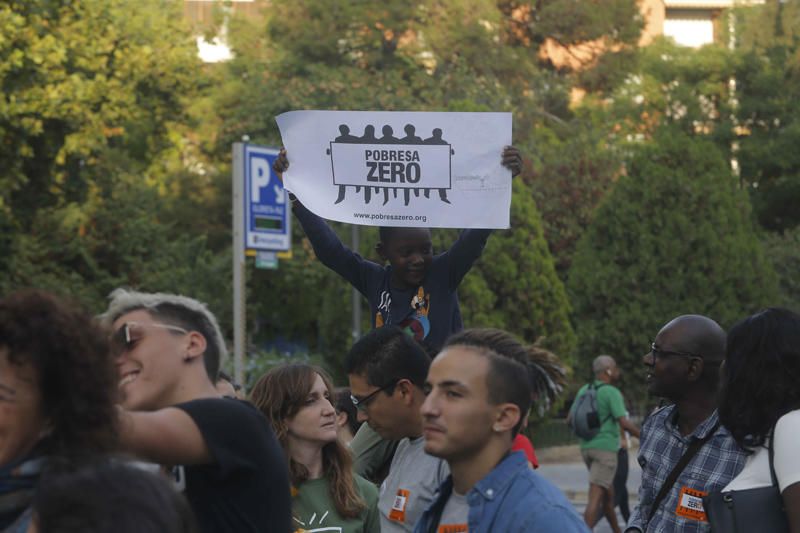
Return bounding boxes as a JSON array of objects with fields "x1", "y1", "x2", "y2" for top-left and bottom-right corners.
[
  {"x1": 250, "y1": 363, "x2": 380, "y2": 533},
  {"x1": 571, "y1": 355, "x2": 640, "y2": 533}
]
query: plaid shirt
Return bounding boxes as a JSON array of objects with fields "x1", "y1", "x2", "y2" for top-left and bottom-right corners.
[{"x1": 627, "y1": 406, "x2": 746, "y2": 533}]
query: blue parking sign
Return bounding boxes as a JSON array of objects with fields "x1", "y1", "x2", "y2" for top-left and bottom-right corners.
[{"x1": 243, "y1": 144, "x2": 291, "y2": 251}]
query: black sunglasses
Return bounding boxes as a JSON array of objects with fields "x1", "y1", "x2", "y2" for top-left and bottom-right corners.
[
  {"x1": 350, "y1": 381, "x2": 397, "y2": 412},
  {"x1": 650, "y1": 342, "x2": 701, "y2": 359}
]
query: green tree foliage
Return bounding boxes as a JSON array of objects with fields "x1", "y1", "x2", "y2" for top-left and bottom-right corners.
[
  {"x1": 497, "y1": 0, "x2": 643, "y2": 93},
  {"x1": 457, "y1": 178, "x2": 577, "y2": 361},
  {"x1": 761, "y1": 226, "x2": 800, "y2": 313},
  {"x1": 215, "y1": 0, "x2": 569, "y2": 147},
  {"x1": 0, "y1": 1, "x2": 200, "y2": 220},
  {"x1": 0, "y1": 1, "x2": 226, "y2": 320},
  {"x1": 568, "y1": 129, "x2": 777, "y2": 401},
  {"x1": 1, "y1": 176, "x2": 231, "y2": 324},
  {"x1": 605, "y1": 37, "x2": 736, "y2": 141},
  {"x1": 210, "y1": 0, "x2": 578, "y2": 370},
  {"x1": 732, "y1": 0, "x2": 800, "y2": 231},
  {"x1": 247, "y1": 219, "x2": 365, "y2": 380},
  {"x1": 600, "y1": 1, "x2": 800, "y2": 234},
  {"x1": 528, "y1": 119, "x2": 622, "y2": 276}
]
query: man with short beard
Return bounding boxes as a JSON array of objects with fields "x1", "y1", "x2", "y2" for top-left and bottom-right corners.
[{"x1": 414, "y1": 329, "x2": 587, "y2": 533}]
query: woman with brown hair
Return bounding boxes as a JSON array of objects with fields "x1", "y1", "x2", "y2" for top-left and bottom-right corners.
[{"x1": 250, "y1": 363, "x2": 379, "y2": 533}]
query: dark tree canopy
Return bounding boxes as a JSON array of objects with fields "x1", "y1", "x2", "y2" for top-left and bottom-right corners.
[{"x1": 568, "y1": 128, "x2": 777, "y2": 401}]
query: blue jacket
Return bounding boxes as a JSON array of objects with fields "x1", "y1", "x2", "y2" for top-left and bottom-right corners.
[
  {"x1": 293, "y1": 202, "x2": 491, "y2": 354},
  {"x1": 413, "y1": 451, "x2": 588, "y2": 533}
]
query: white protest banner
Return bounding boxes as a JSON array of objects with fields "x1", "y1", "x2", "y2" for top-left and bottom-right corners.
[{"x1": 276, "y1": 111, "x2": 512, "y2": 229}]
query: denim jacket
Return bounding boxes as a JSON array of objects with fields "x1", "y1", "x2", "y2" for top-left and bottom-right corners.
[{"x1": 413, "y1": 451, "x2": 588, "y2": 533}]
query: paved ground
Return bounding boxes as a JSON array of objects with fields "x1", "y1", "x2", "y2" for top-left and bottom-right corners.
[{"x1": 537, "y1": 450, "x2": 642, "y2": 533}]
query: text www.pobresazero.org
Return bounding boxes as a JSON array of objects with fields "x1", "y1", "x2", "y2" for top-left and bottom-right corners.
[{"x1": 354, "y1": 212, "x2": 428, "y2": 223}]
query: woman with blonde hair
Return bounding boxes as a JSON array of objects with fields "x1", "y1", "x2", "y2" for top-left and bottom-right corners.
[{"x1": 250, "y1": 363, "x2": 379, "y2": 533}]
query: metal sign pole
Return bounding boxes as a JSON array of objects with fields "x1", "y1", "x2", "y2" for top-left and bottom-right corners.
[{"x1": 232, "y1": 141, "x2": 246, "y2": 386}]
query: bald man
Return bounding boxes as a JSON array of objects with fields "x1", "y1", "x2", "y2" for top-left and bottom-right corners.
[
  {"x1": 571, "y1": 355, "x2": 639, "y2": 533},
  {"x1": 625, "y1": 315, "x2": 746, "y2": 533}
]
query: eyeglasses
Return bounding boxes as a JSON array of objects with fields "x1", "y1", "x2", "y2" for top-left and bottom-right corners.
[
  {"x1": 350, "y1": 381, "x2": 397, "y2": 412},
  {"x1": 649, "y1": 342, "x2": 701, "y2": 360},
  {"x1": 111, "y1": 322, "x2": 189, "y2": 355}
]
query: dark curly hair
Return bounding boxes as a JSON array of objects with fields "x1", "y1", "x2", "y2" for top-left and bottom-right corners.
[
  {"x1": 718, "y1": 308, "x2": 800, "y2": 450},
  {"x1": 0, "y1": 289, "x2": 118, "y2": 457},
  {"x1": 34, "y1": 456, "x2": 197, "y2": 533}
]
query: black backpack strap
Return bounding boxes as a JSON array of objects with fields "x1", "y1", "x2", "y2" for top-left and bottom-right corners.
[
  {"x1": 646, "y1": 422, "x2": 720, "y2": 524},
  {"x1": 593, "y1": 383, "x2": 615, "y2": 424},
  {"x1": 768, "y1": 425, "x2": 779, "y2": 488},
  {"x1": 425, "y1": 481, "x2": 451, "y2": 533}
]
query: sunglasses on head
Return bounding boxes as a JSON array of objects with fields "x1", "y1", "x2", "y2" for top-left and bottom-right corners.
[{"x1": 111, "y1": 321, "x2": 188, "y2": 355}]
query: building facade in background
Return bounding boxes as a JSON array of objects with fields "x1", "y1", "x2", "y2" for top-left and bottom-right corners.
[
  {"x1": 183, "y1": 0, "x2": 269, "y2": 62},
  {"x1": 182, "y1": 0, "x2": 760, "y2": 62},
  {"x1": 643, "y1": 0, "x2": 763, "y2": 48}
]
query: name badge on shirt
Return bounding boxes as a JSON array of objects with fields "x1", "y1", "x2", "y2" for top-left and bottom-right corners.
[
  {"x1": 675, "y1": 486, "x2": 708, "y2": 522},
  {"x1": 389, "y1": 489, "x2": 410, "y2": 522},
  {"x1": 437, "y1": 525, "x2": 468, "y2": 533}
]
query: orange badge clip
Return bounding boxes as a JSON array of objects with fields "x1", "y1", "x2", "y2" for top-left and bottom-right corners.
[
  {"x1": 675, "y1": 486, "x2": 709, "y2": 522},
  {"x1": 437, "y1": 525, "x2": 468, "y2": 533},
  {"x1": 389, "y1": 489, "x2": 410, "y2": 522}
]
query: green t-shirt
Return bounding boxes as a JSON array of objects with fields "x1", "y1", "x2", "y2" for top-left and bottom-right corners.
[
  {"x1": 293, "y1": 473, "x2": 380, "y2": 533},
  {"x1": 575, "y1": 380, "x2": 627, "y2": 452}
]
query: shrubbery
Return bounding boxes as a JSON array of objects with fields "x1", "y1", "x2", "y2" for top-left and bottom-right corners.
[{"x1": 568, "y1": 129, "x2": 778, "y2": 401}]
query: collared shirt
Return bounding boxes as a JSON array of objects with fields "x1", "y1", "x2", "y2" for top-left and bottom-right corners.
[
  {"x1": 413, "y1": 451, "x2": 588, "y2": 533},
  {"x1": 627, "y1": 406, "x2": 746, "y2": 533}
]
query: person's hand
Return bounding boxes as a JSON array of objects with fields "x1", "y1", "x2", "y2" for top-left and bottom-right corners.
[
  {"x1": 272, "y1": 148, "x2": 289, "y2": 180},
  {"x1": 273, "y1": 148, "x2": 299, "y2": 204},
  {"x1": 502, "y1": 145, "x2": 523, "y2": 178}
]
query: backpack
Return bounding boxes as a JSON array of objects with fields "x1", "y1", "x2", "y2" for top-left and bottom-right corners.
[{"x1": 568, "y1": 383, "x2": 611, "y2": 440}]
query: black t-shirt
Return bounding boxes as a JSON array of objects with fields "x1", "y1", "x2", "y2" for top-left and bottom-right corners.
[{"x1": 174, "y1": 398, "x2": 291, "y2": 533}]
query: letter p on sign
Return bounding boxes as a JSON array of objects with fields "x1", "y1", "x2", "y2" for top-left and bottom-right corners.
[{"x1": 250, "y1": 157, "x2": 271, "y2": 202}]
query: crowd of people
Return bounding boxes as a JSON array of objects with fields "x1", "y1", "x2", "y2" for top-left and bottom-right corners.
[{"x1": 1, "y1": 145, "x2": 798, "y2": 533}]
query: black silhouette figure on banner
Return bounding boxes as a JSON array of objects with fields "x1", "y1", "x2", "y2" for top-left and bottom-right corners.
[
  {"x1": 379, "y1": 125, "x2": 400, "y2": 144},
  {"x1": 399, "y1": 126, "x2": 429, "y2": 206},
  {"x1": 423, "y1": 129, "x2": 450, "y2": 203},
  {"x1": 334, "y1": 126, "x2": 363, "y2": 203},
  {"x1": 400, "y1": 124, "x2": 423, "y2": 144},
  {"x1": 360, "y1": 125, "x2": 379, "y2": 143},
  {"x1": 424, "y1": 128, "x2": 447, "y2": 145},
  {"x1": 335, "y1": 125, "x2": 360, "y2": 143}
]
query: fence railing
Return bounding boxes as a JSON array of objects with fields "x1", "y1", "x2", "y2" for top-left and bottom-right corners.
[
  {"x1": 530, "y1": 414, "x2": 645, "y2": 449},
  {"x1": 529, "y1": 418, "x2": 579, "y2": 449}
]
